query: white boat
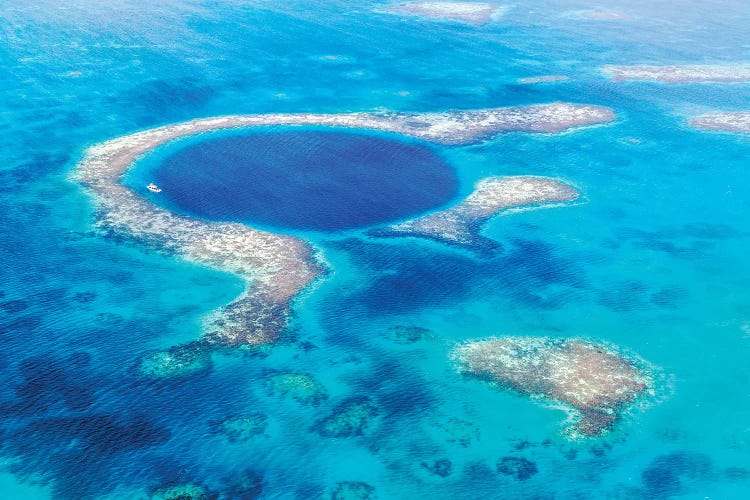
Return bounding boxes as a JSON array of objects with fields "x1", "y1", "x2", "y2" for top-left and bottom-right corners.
[{"x1": 146, "y1": 183, "x2": 162, "y2": 193}]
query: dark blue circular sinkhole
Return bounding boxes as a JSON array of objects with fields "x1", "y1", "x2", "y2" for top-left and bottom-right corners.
[{"x1": 152, "y1": 129, "x2": 458, "y2": 231}]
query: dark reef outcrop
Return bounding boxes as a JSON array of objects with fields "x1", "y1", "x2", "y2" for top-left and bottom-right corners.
[
  {"x1": 314, "y1": 398, "x2": 379, "y2": 438},
  {"x1": 496, "y1": 456, "x2": 538, "y2": 481}
]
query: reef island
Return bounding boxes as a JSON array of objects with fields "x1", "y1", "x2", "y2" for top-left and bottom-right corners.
[
  {"x1": 382, "y1": 2, "x2": 505, "y2": 24},
  {"x1": 370, "y1": 176, "x2": 579, "y2": 252},
  {"x1": 603, "y1": 64, "x2": 750, "y2": 83},
  {"x1": 517, "y1": 75, "x2": 570, "y2": 85},
  {"x1": 453, "y1": 337, "x2": 654, "y2": 437},
  {"x1": 75, "y1": 103, "x2": 613, "y2": 373},
  {"x1": 689, "y1": 111, "x2": 750, "y2": 134}
]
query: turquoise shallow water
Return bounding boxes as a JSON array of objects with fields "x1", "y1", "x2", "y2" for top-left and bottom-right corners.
[{"x1": 1, "y1": 1, "x2": 750, "y2": 498}]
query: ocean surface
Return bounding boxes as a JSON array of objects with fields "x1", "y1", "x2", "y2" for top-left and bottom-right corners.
[{"x1": 1, "y1": 0, "x2": 750, "y2": 498}]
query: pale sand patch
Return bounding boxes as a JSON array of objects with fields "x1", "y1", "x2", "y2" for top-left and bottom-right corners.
[
  {"x1": 604, "y1": 64, "x2": 750, "y2": 83},
  {"x1": 382, "y1": 2, "x2": 505, "y2": 25},
  {"x1": 517, "y1": 75, "x2": 570, "y2": 84}
]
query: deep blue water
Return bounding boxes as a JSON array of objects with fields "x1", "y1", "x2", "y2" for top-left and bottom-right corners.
[
  {"x1": 148, "y1": 130, "x2": 457, "y2": 231},
  {"x1": 1, "y1": 0, "x2": 750, "y2": 499}
]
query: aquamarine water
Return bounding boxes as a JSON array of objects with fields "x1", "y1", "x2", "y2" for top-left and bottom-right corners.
[{"x1": 1, "y1": 1, "x2": 750, "y2": 498}]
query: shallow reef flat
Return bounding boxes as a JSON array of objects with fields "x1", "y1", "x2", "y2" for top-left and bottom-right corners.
[
  {"x1": 382, "y1": 2, "x2": 504, "y2": 25},
  {"x1": 517, "y1": 75, "x2": 570, "y2": 84},
  {"x1": 392, "y1": 102, "x2": 614, "y2": 140},
  {"x1": 452, "y1": 337, "x2": 654, "y2": 437},
  {"x1": 75, "y1": 126, "x2": 324, "y2": 349},
  {"x1": 689, "y1": 112, "x2": 750, "y2": 134},
  {"x1": 603, "y1": 64, "x2": 750, "y2": 83},
  {"x1": 579, "y1": 11, "x2": 631, "y2": 20},
  {"x1": 370, "y1": 176, "x2": 579, "y2": 252},
  {"x1": 74, "y1": 103, "x2": 612, "y2": 354}
]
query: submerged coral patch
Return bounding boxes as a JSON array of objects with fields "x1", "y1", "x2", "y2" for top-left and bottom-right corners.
[
  {"x1": 330, "y1": 481, "x2": 376, "y2": 500},
  {"x1": 641, "y1": 452, "x2": 712, "y2": 498},
  {"x1": 689, "y1": 112, "x2": 750, "y2": 134},
  {"x1": 1, "y1": 299, "x2": 30, "y2": 313},
  {"x1": 15, "y1": 354, "x2": 95, "y2": 413},
  {"x1": 266, "y1": 372, "x2": 328, "y2": 406},
  {"x1": 496, "y1": 456, "x2": 538, "y2": 481},
  {"x1": 222, "y1": 471, "x2": 264, "y2": 499},
  {"x1": 139, "y1": 341, "x2": 212, "y2": 379},
  {"x1": 453, "y1": 337, "x2": 654, "y2": 437},
  {"x1": 210, "y1": 413, "x2": 268, "y2": 442},
  {"x1": 436, "y1": 417, "x2": 479, "y2": 447},
  {"x1": 15, "y1": 413, "x2": 171, "y2": 458},
  {"x1": 314, "y1": 398, "x2": 379, "y2": 438},
  {"x1": 422, "y1": 458, "x2": 453, "y2": 477},
  {"x1": 72, "y1": 291, "x2": 97, "y2": 303},
  {"x1": 387, "y1": 325, "x2": 434, "y2": 344},
  {"x1": 150, "y1": 483, "x2": 211, "y2": 500}
]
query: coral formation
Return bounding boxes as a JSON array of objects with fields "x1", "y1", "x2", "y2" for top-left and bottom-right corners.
[
  {"x1": 689, "y1": 112, "x2": 750, "y2": 134},
  {"x1": 150, "y1": 483, "x2": 210, "y2": 500},
  {"x1": 387, "y1": 325, "x2": 434, "y2": 344},
  {"x1": 314, "y1": 398, "x2": 379, "y2": 438},
  {"x1": 382, "y1": 2, "x2": 504, "y2": 25},
  {"x1": 436, "y1": 417, "x2": 479, "y2": 447},
  {"x1": 496, "y1": 456, "x2": 538, "y2": 481},
  {"x1": 266, "y1": 373, "x2": 328, "y2": 406},
  {"x1": 421, "y1": 458, "x2": 453, "y2": 477},
  {"x1": 453, "y1": 337, "x2": 653, "y2": 436},
  {"x1": 210, "y1": 413, "x2": 268, "y2": 442},
  {"x1": 222, "y1": 470, "x2": 264, "y2": 499},
  {"x1": 330, "y1": 481, "x2": 376, "y2": 500},
  {"x1": 139, "y1": 341, "x2": 212, "y2": 378},
  {"x1": 604, "y1": 65, "x2": 750, "y2": 83}
]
